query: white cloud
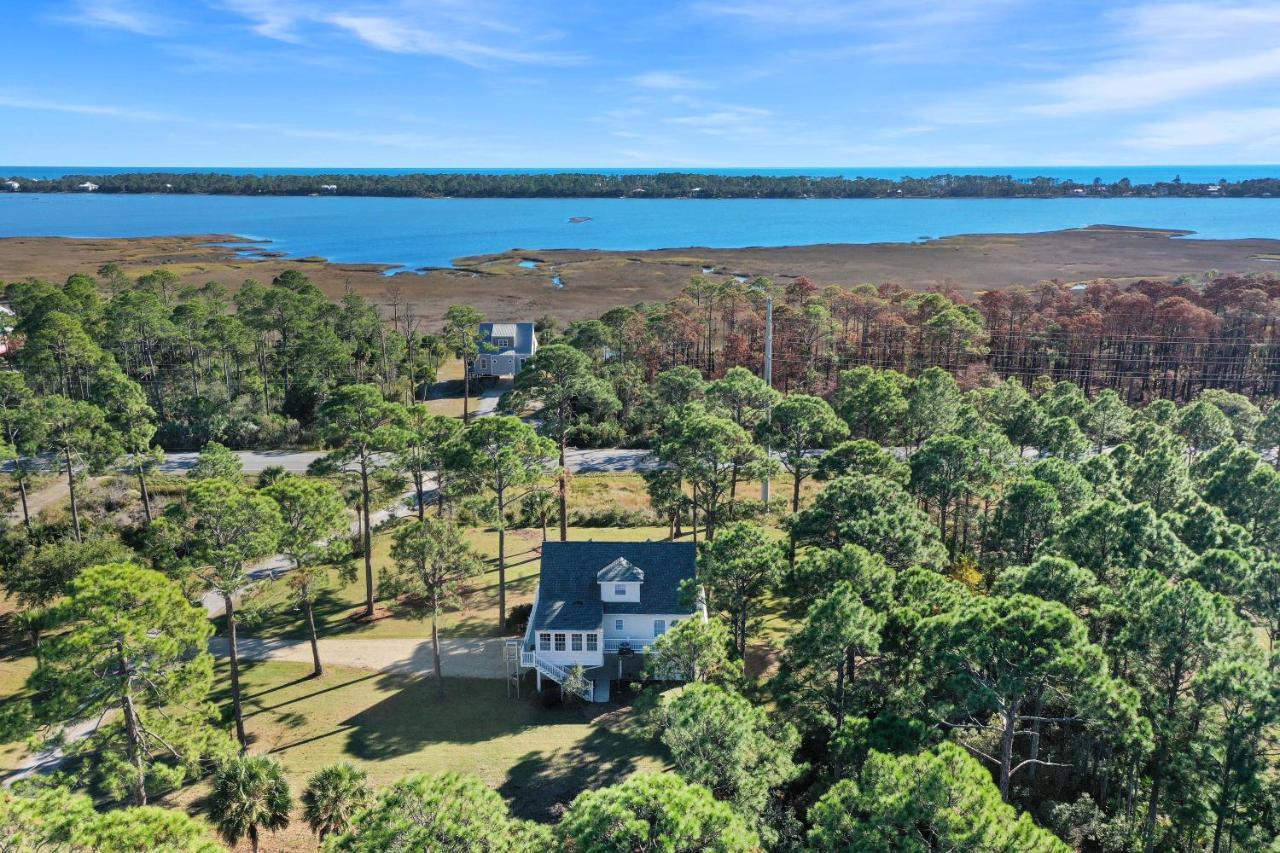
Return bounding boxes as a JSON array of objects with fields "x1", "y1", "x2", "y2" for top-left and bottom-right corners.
[
  {"x1": 65, "y1": 0, "x2": 169, "y2": 35},
  {"x1": 695, "y1": 0, "x2": 1017, "y2": 31},
  {"x1": 628, "y1": 71, "x2": 709, "y2": 91},
  {"x1": 0, "y1": 92, "x2": 171, "y2": 121},
  {"x1": 664, "y1": 105, "x2": 774, "y2": 136},
  {"x1": 1128, "y1": 107, "x2": 1280, "y2": 150},
  {"x1": 0, "y1": 90, "x2": 449, "y2": 151},
  {"x1": 325, "y1": 14, "x2": 579, "y2": 66},
  {"x1": 217, "y1": 0, "x2": 581, "y2": 67},
  {"x1": 1031, "y1": 48, "x2": 1280, "y2": 116},
  {"x1": 218, "y1": 0, "x2": 306, "y2": 42}
]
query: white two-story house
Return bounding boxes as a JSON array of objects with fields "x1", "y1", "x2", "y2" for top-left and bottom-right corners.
[{"x1": 520, "y1": 541, "x2": 704, "y2": 702}]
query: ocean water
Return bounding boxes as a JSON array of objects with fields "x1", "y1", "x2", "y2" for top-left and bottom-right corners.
[
  {"x1": 3, "y1": 165, "x2": 1279, "y2": 184},
  {"x1": 1, "y1": 193, "x2": 1279, "y2": 272}
]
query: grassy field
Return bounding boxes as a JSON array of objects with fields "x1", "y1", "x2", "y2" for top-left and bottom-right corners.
[
  {"x1": 0, "y1": 602, "x2": 37, "y2": 777},
  {"x1": 163, "y1": 660, "x2": 667, "y2": 850}
]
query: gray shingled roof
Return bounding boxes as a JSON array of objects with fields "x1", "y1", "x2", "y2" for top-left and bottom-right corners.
[
  {"x1": 597, "y1": 557, "x2": 644, "y2": 583},
  {"x1": 532, "y1": 542, "x2": 697, "y2": 632}
]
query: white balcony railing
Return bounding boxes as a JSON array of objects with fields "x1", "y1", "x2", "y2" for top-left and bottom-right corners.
[{"x1": 603, "y1": 637, "x2": 657, "y2": 654}]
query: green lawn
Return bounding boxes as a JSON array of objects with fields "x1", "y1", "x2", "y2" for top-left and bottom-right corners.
[
  {"x1": 162, "y1": 660, "x2": 667, "y2": 848},
  {"x1": 0, "y1": 609, "x2": 37, "y2": 777}
]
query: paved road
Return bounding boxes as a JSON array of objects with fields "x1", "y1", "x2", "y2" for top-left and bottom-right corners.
[
  {"x1": 150, "y1": 446, "x2": 656, "y2": 477},
  {"x1": 209, "y1": 636, "x2": 506, "y2": 679}
]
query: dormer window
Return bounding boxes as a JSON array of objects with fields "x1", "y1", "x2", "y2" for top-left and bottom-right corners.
[{"x1": 598, "y1": 557, "x2": 644, "y2": 603}]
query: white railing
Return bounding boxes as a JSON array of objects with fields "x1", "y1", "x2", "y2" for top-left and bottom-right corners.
[
  {"x1": 603, "y1": 637, "x2": 657, "y2": 654},
  {"x1": 530, "y1": 652, "x2": 593, "y2": 702}
]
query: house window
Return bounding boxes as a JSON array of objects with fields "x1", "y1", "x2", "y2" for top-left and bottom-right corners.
[
  {"x1": 586, "y1": 633, "x2": 598, "y2": 651},
  {"x1": 539, "y1": 633, "x2": 550, "y2": 651},
  {"x1": 615, "y1": 619, "x2": 624, "y2": 631},
  {"x1": 554, "y1": 633, "x2": 566, "y2": 651},
  {"x1": 614, "y1": 584, "x2": 626, "y2": 596},
  {"x1": 571, "y1": 634, "x2": 583, "y2": 651},
  {"x1": 654, "y1": 619, "x2": 666, "y2": 637}
]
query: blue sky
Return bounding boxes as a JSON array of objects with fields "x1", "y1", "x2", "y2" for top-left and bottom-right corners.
[{"x1": 2, "y1": 0, "x2": 1278, "y2": 167}]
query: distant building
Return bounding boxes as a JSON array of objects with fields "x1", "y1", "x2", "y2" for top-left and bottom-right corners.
[
  {"x1": 3, "y1": 181, "x2": 18, "y2": 192},
  {"x1": 0, "y1": 304, "x2": 18, "y2": 356},
  {"x1": 468, "y1": 322, "x2": 537, "y2": 378},
  {"x1": 77, "y1": 182, "x2": 99, "y2": 192},
  {"x1": 320, "y1": 184, "x2": 338, "y2": 192}
]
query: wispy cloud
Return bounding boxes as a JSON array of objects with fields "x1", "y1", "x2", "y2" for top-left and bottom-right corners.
[
  {"x1": 63, "y1": 0, "x2": 170, "y2": 35},
  {"x1": 628, "y1": 71, "x2": 709, "y2": 91},
  {"x1": 664, "y1": 105, "x2": 773, "y2": 136},
  {"x1": 918, "y1": 0, "x2": 1280, "y2": 135},
  {"x1": 695, "y1": 0, "x2": 1016, "y2": 32},
  {"x1": 1128, "y1": 108, "x2": 1280, "y2": 151},
  {"x1": 1029, "y1": 3, "x2": 1280, "y2": 117},
  {"x1": 0, "y1": 90, "x2": 448, "y2": 151},
  {"x1": 0, "y1": 92, "x2": 171, "y2": 121},
  {"x1": 326, "y1": 14, "x2": 581, "y2": 67},
  {"x1": 217, "y1": 0, "x2": 582, "y2": 67}
]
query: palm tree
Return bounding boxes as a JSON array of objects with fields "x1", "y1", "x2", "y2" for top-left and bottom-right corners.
[
  {"x1": 302, "y1": 762, "x2": 372, "y2": 841},
  {"x1": 209, "y1": 755, "x2": 292, "y2": 853},
  {"x1": 523, "y1": 488, "x2": 557, "y2": 541}
]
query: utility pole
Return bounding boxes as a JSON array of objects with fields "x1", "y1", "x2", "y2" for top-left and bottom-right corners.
[{"x1": 761, "y1": 289, "x2": 773, "y2": 504}]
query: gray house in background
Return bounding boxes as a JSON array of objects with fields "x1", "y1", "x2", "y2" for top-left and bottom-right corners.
[{"x1": 469, "y1": 322, "x2": 538, "y2": 378}]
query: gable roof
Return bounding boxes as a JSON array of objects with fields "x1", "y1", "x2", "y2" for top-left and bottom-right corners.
[
  {"x1": 597, "y1": 557, "x2": 644, "y2": 583},
  {"x1": 532, "y1": 542, "x2": 696, "y2": 631},
  {"x1": 479, "y1": 321, "x2": 536, "y2": 355}
]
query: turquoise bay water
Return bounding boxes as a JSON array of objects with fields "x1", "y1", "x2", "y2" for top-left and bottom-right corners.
[{"x1": 1, "y1": 193, "x2": 1279, "y2": 272}]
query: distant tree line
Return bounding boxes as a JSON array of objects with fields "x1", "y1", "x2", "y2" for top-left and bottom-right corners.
[
  {"x1": 588, "y1": 271, "x2": 1280, "y2": 405},
  {"x1": 5, "y1": 171, "x2": 1280, "y2": 198}
]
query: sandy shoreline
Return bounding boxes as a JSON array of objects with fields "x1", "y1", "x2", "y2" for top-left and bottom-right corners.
[{"x1": 2, "y1": 226, "x2": 1278, "y2": 324}]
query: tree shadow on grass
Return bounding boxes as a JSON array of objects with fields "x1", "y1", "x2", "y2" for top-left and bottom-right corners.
[
  {"x1": 341, "y1": 675, "x2": 560, "y2": 761},
  {"x1": 211, "y1": 659, "x2": 381, "y2": 751},
  {"x1": 498, "y1": 704, "x2": 668, "y2": 823}
]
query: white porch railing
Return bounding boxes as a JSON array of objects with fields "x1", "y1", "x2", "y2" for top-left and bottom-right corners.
[{"x1": 603, "y1": 637, "x2": 657, "y2": 653}]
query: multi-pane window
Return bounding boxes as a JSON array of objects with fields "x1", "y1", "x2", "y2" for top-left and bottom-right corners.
[
  {"x1": 614, "y1": 584, "x2": 626, "y2": 596},
  {"x1": 538, "y1": 633, "x2": 551, "y2": 651},
  {"x1": 554, "y1": 633, "x2": 566, "y2": 651},
  {"x1": 654, "y1": 619, "x2": 666, "y2": 636},
  {"x1": 615, "y1": 619, "x2": 624, "y2": 631},
  {"x1": 586, "y1": 633, "x2": 598, "y2": 651},
  {"x1": 571, "y1": 634, "x2": 583, "y2": 651}
]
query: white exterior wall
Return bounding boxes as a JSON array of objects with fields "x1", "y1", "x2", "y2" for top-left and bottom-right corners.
[
  {"x1": 603, "y1": 613, "x2": 693, "y2": 640},
  {"x1": 600, "y1": 581, "x2": 641, "y2": 603},
  {"x1": 532, "y1": 628, "x2": 604, "y2": 668}
]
